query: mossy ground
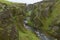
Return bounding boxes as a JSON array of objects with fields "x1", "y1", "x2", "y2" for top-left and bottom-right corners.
[{"x1": 19, "y1": 30, "x2": 40, "y2": 40}]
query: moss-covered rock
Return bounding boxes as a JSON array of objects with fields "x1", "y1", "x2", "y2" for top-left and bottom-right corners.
[{"x1": 27, "y1": 0, "x2": 60, "y2": 40}]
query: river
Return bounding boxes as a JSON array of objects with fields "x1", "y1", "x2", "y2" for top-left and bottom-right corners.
[{"x1": 24, "y1": 20, "x2": 57, "y2": 40}]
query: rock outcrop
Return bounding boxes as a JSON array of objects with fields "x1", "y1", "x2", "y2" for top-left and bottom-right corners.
[{"x1": 0, "y1": 2, "x2": 26, "y2": 40}]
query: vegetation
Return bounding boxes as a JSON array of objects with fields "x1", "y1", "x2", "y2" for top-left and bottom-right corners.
[
  {"x1": 0, "y1": 0, "x2": 60, "y2": 40},
  {"x1": 0, "y1": 0, "x2": 40, "y2": 40},
  {"x1": 28, "y1": 0, "x2": 60, "y2": 40}
]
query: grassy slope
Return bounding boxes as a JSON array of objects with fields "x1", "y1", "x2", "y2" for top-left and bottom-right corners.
[
  {"x1": 42, "y1": 0, "x2": 60, "y2": 38},
  {"x1": 19, "y1": 30, "x2": 40, "y2": 40}
]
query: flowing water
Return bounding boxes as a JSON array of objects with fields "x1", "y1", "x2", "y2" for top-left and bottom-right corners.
[
  {"x1": 24, "y1": 20, "x2": 50, "y2": 40},
  {"x1": 24, "y1": 16, "x2": 57, "y2": 40}
]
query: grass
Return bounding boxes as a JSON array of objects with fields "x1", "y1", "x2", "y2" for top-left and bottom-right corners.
[{"x1": 19, "y1": 30, "x2": 40, "y2": 40}]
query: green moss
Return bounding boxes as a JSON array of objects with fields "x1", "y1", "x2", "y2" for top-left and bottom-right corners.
[
  {"x1": 19, "y1": 30, "x2": 40, "y2": 40},
  {"x1": 40, "y1": 0, "x2": 60, "y2": 31}
]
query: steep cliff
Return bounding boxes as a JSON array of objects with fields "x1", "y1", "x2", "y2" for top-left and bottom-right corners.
[
  {"x1": 0, "y1": 0, "x2": 40, "y2": 40},
  {"x1": 27, "y1": 0, "x2": 60, "y2": 40}
]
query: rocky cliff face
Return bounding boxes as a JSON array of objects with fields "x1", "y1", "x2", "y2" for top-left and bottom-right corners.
[
  {"x1": 0, "y1": 1, "x2": 40, "y2": 40},
  {"x1": 0, "y1": 2, "x2": 26, "y2": 40},
  {"x1": 27, "y1": 0, "x2": 54, "y2": 29},
  {"x1": 27, "y1": 0, "x2": 60, "y2": 40}
]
